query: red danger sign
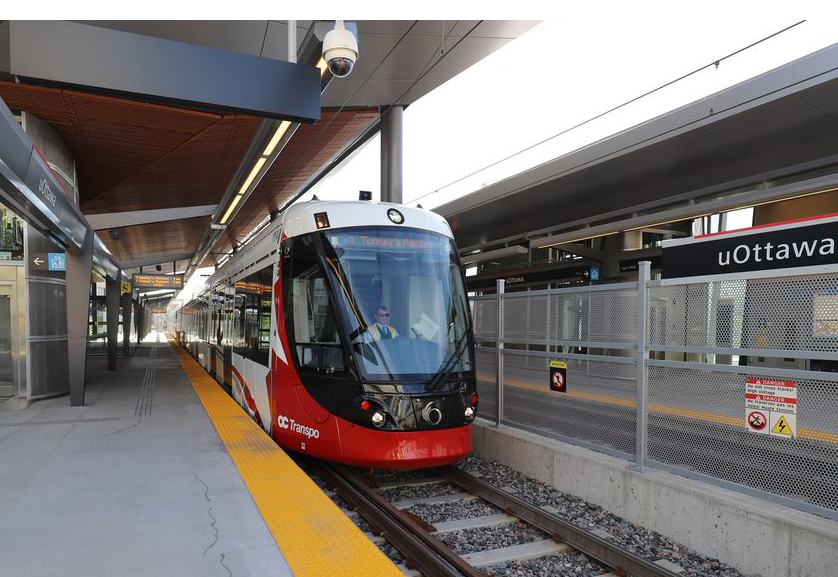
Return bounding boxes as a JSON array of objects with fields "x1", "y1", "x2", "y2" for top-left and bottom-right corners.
[{"x1": 747, "y1": 411, "x2": 767, "y2": 431}]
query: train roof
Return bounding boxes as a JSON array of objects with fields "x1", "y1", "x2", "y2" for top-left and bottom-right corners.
[{"x1": 281, "y1": 200, "x2": 453, "y2": 240}]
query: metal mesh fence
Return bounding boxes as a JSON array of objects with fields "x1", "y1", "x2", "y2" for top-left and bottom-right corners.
[
  {"x1": 475, "y1": 346, "x2": 497, "y2": 420},
  {"x1": 647, "y1": 362, "x2": 838, "y2": 513},
  {"x1": 471, "y1": 295, "x2": 497, "y2": 341},
  {"x1": 648, "y1": 273, "x2": 838, "y2": 356},
  {"x1": 503, "y1": 285, "x2": 638, "y2": 345},
  {"x1": 469, "y1": 270, "x2": 838, "y2": 519},
  {"x1": 501, "y1": 350, "x2": 636, "y2": 457}
]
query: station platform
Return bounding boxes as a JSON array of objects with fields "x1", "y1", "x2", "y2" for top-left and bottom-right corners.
[{"x1": 0, "y1": 334, "x2": 399, "y2": 577}]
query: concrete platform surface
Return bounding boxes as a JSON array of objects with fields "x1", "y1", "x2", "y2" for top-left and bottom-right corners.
[{"x1": 0, "y1": 340, "x2": 292, "y2": 577}]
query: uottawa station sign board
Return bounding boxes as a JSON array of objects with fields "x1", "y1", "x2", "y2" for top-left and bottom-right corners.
[
  {"x1": 132, "y1": 274, "x2": 183, "y2": 290},
  {"x1": 661, "y1": 213, "x2": 838, "y2": 279}
]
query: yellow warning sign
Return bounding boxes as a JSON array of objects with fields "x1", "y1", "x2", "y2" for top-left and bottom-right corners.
[{"x1": 772, "y1": 415, "x2": 792, "y2": 436}]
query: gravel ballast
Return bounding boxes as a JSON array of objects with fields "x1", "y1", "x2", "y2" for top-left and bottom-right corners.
[
  {"x1": 405, "y1": 498, "x2": 502, "y2": 524},
  {"x1": 380, "y1": 481, "x2": 461, "y2": 503},
  {"x1": 485, "y1": 551, "x2": 608, "y2": 577},
  {"x1": 457, "y1": 454, "x2": 750, "y2": 577},
  {"x1": 436, "y1": 522, "x2": 547, "y2": 556}
]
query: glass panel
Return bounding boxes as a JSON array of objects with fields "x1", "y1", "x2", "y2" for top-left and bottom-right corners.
[
  {"x1": 233, "y1": 265, "x2": 273, "y2": 366},
  {"x1": 322, "y1": 227, "x2": 472, "y2": 381},
  {"x1": 290, "y1": 235, "x2": 344, "y2": 373},
  {"x1": 0, "y1": 291, "x2": 13, "y2": 398}
]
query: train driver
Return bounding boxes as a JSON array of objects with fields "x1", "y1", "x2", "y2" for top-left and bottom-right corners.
[{"x1": 367, "y1": 306, "x2": 399, "y2": 341}]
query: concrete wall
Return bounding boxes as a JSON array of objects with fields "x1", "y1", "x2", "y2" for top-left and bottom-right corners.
[{"x1": 471, "y1": 420, "x2": 838, "y2": 577}]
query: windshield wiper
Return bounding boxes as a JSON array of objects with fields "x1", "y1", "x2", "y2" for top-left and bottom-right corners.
[{"x1": 425, "y1": 328, "x2": 469, "y2": 392}]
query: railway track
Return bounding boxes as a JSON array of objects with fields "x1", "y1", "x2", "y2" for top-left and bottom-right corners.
[{"x1": 311, "y1": 461, "x2": 684, "y2": 577}]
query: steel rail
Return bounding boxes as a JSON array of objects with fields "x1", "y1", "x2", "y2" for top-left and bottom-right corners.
[
  {"x1": 439, "y1": 466, "x2": 682, "y2": 577},
  {"x1": 316, "y1": 462, "x2": 485, "y2": 577}
]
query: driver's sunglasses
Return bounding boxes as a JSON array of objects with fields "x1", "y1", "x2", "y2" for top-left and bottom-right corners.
[{"x1": 377, "y1": 312, "x2": 389, "y2": 317}]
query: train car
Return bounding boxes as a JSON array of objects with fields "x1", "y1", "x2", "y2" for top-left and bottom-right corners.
[{"x1": 172, "y1": 199, "x2": 477, "y2": 468}]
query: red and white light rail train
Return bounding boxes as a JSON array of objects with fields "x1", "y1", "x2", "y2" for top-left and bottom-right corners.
[{"x1": 171, "y1": 199, "x2": 477, "y2": 468}]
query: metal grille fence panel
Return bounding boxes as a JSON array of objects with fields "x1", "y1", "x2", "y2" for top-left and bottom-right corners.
[
  {"x1": 469, "y1": 267, "x2": 838, "y2": 520},
  {"x1": 647, "y1": 361, "x2": 838, "y2": 514},
  {"x1": 501, "y1": 350, "x2": 637, "y2": 458},
  {"x1": 475, "y1": 346, "x2": 497, "y2": 420},
  {"x1": 471, "y1": 295, "x2": 497, "y2": 341}
]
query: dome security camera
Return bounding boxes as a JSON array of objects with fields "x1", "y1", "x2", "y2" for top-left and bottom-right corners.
[{"x1": 322, "y1": 20, "x2": 358, "y2": 78}]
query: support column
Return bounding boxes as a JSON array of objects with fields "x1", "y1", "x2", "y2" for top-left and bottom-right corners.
[
  {"x1": 66, "y1": 232, "x2": 94, "y2": 406},
  {"x1": 106, "y1": 275, "x2": 119, "y2": 370},
  {"x1": 134, "y1": 300, "x2": 142, "y2": 345},
  {"x1": 380, "y1": 105, "x2": 403, "y2": 203},
  {"x1": 121, "y1": 293, "x2": 132, "y2": 357}
]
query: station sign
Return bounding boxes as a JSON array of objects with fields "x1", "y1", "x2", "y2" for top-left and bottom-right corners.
[
  {"x1": 466, "y1": 264, "x2": 593, "y2": 291},
  {"x1": 662, "y1": 213, "x2": 838, "y2": 280},
  {"x1": 745, "y1": 377, "x2": 797, "y2": 438},
  {"x1": 150, "y1": 308, "x2": 167, "y2": 313},
  {"x1": 132, "y1": 273, "x2": 183, "y2": 290},
  {"x1": 619, "y1": 255, "x2": 661, "y2": 273},
  {"x1": 549, "y1": 360, "x2": 567, "y2": 393}
]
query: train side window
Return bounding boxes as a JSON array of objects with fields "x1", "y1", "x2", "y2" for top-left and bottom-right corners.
[
  {"x1": 232, "y1": 264, "x2": 273, "y2": 367},
  {"x1": 289, "y1": 235, "x2": 345, "y2": 373}
]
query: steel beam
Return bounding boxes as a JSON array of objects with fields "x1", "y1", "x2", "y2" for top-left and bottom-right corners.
[
  {"x1": 9, "y1": 21, "x2": 321, "y2": 122},
  {"x1": 119, "y1": 253, "x2": 194, "y2": 270},
  {"x1": 86, "y1": 205, "x2": 217, "y2": 230}
]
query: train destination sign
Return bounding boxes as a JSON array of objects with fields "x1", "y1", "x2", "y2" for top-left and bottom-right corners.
[
  {"x1": 662, "y1": 214, "x2": 838, "y2": 279},
  {"x1": 132, "y1": 274, "x2": 183, "y2": 290}
]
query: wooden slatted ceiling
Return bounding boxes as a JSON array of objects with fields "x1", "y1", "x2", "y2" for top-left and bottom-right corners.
[
  {"x1": 99, "y1": 216, "x2": 211, "y2": 261},
  {"x1": 208, "y1": 108, "x2": 379, "y2": 265},
  {"x1": 0, "y1": 81, "x2": 378, "y2": 265}
]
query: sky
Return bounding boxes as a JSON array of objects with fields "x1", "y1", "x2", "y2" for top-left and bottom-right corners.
[{"x1": 175, "y1": 10, "x2": 838, "y2": 303}]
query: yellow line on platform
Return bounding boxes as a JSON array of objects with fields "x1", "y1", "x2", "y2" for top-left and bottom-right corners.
[
  {"x1": 479, "y1": 373, "x2": 838, "y2": 444},
  {"x1": 169, "y1": 339, "x2": 402, "y2": 577}
]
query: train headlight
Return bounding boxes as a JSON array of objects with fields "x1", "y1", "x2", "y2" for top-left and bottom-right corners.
[
  {"x1": 371, "y1": 411, "x2": 386, "y2": 428},
  {"x1": 387, "y1": 208, "x2": 404, "y2": 224},
  {"x1": 464, "y1": 406, "x2": 475, "y2": 422}
]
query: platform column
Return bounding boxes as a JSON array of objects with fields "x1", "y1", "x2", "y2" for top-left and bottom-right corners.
[
  {"x1": 106, "y1": 275, "x2": 120, "y2": 370},
  {"x1": 121, "y1": 292, "x2": 132, "y2": 357},
  {"x1": 66, "y1": 231, "x2": 94, "y2": 406},
  {"x1": 635, "y1": 261, "x2": 651, "y2": 469},
  {"x1": 380, "y1": 105, "x2": 403, "y2": 203}
]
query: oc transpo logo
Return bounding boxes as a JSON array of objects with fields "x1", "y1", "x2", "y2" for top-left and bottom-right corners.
[{"x1": 276, "y1": 414, "x2": 320, "y2": 439}]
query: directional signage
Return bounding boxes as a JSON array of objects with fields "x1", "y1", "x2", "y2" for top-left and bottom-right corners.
[
  {"x1": 121, "y1": 281, "x2": 132, "y2": 294},
  {"x1": 467, "y1": 264, "x2": 593, "y2": 291},
  {"x1": 132, "y1": 273, "x2": 183, "y2": 290},
  {"x1": 31, "y1": 252, "x2": 66, "y2": 272},
  {"x1": 48, "y1": 252, "x2": 66, "y2": 271}
]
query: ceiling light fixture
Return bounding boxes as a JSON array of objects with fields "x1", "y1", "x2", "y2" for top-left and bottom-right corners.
[
  {"x1": 220, "y1": 194, "x2": 243, "y2": 224},
  {"x1": 263, "y1": 121, "x2": 292, "y2": 157},
  {"x1": 238, "y1": 157, "x2": 267, "y2": 195}
]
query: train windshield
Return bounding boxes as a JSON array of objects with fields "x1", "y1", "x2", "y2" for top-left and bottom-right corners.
[{"x1": 322, "y1": 227, "x2": 472, "y2": 381}]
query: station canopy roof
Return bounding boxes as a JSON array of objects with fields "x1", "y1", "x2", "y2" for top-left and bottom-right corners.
[
  {"x1": 0, "y1": 20, "x2": 538, "y2": 276},
  {"x1": 435, "y1": 42, "x2": 838, "y2": 251}
]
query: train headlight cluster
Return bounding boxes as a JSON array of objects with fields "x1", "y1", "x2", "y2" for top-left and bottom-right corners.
[
  {"x1": 387, "y1": 208, "x2": 404, "y2": 224},
  {"x1": 371, "y1": 411, "x2": 386, "y2": 427},
  {"x1": 464, "y1": 406, "x2": 475, "y2": 422}
]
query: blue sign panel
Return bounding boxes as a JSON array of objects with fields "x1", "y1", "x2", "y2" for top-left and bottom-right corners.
[
  {"x1": 590, "y1": 266, "x2": 600, "y2": 281},
  {"x1": 48, "y1": 252, "x2": 66, "y2": 271}
]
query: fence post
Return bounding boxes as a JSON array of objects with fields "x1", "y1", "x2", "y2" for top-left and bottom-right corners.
[
  {"x1": 496, "y1": 279, "x2": 505, "y2": 427},
  {"x1": 635, "y1": 261, "x2": 650, "y2": 470}
]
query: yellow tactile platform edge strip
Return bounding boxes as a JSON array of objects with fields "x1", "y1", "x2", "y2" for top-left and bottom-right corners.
[{"x1": 169, "y1": 339, "x2": 403, "y2": 577}]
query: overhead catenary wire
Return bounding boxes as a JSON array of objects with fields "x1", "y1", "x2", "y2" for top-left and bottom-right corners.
[{"x1": 409, "y1": 19, "x2": 807, "y2": 206}]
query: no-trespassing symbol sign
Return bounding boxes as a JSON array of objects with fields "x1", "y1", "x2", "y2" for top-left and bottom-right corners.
[
  {"x1": 549, "y1": 361, "x2": 567, "y2": 393},
  {"x1": 745, "y1": 378, "x2": 797, "y2": 438}
]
